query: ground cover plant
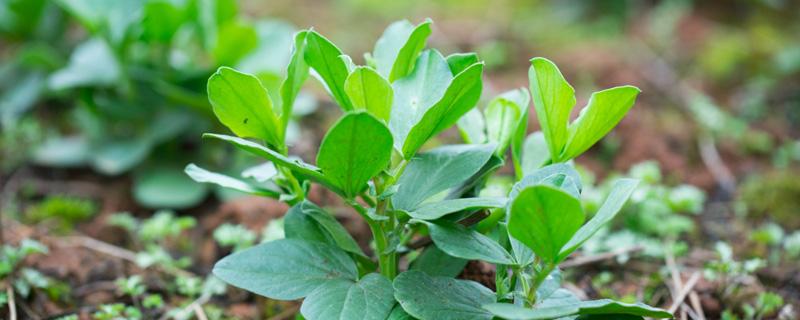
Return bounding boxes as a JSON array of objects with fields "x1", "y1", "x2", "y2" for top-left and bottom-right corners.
[{"x1": 188, "y1": 19, "x2": 673, "y2": 320}]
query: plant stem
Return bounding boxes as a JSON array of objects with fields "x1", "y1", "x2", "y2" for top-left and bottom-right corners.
[{"x1": 528, "y1": 262, "x2": 556, "y2": 304}]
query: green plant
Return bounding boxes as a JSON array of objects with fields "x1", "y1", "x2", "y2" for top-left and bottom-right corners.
[
  {"x1": 189, "y1": 19, "x2": 671, "y2": 319},
  {"x1": 25, "y1": 195, "x2": 97, "y2": 232}
]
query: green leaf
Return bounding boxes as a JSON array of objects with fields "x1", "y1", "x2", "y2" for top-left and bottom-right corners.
[
  {"x1": 446, "y1": 53, "x2": 480, "y2": 75},
  {"x1": 285, "y1": 201, "x2": 365, "y2": 257},
  {"x1": 577, "y1": 300, "x2": 672, "y2": 318},
  {"x1": 410, "y1": 245, "x2": 468, "y2": 277},
  {"x1": 561, "y1": 86, "x2": 640, "y2": 161},
  {"x1": 373, "y1": 20, "x2": 433, "y2": 82},
  {"x1": 409, "y1": 197, "x2": 507, "y2": 220},
  {"x1": 316, "y1": 112, "x2": 393, "y2": 198},
  {"x1": 32, "y1": 136, "x2": 90, "y2": 167},
  {"x1": 344, "y1": 67, "x2": 393, "y2": 122},
  {"x1": 508, "y1": 185, "x2": 584, "y2": 263},
  {"x1": 305, "y1": 31, "x2": 353, "y2": 110},
  {"x1": 133, "y1": 165, "x2": 209, "y2": 209},
  {"x1": 185, "y1": 164, "x2": 281, "y2": 198},
  {"x1": 387, "y1": 304, "x2": 416, "y2": 320},
  {"x1": 300, "y1": 273, "x2": 395, "y2": 320},
  {"x1": 520, "y1": 132, "x2": 550, "y2": 176},
  {"x1": 457, "y1": 108, "x2": 487, "y2": 144},
  {"x1": 485, "y1": 92, "x2": 524, "y2": 156},
  {"x1": 403, "y1": 62, "x2": 484, "y2": 158},
  {"x1": 394, "y1": 270, "x2": 495, "y2": 320},
  {"x1": 207, "y1": 67, "x2": 283, "y2": 147},
  {"x1": 392, "y1": 144, "x2": 495, "y2": 211},
  {"x1": 505, "y1": 88, "x2": 531, "y2": 179},
  {"x1": 279, "y1": 30, "x2": 310, "y2": 129},
  {"x1": 214, "y1": 20, "x2": 259, "y2": 66},
  {"x1": 558, "y1": 179, "x2": 638, "y2": 261},
  {"x1": 141, "y1": 0, "x2": 185, "y2": 43},
  {"x1": 91, "y1": 138, "x2": 152, "y2": 175},
  {"x1": 421, "y1": 220, "x2": 515, "y2": 265},
  {"x1": 213, "y1": 239, "x2": 357, "y2": 300},
  {"x1": 528, "y1": 57, "x2": 575, "y2": 162},
  {"x1": 509, "y1": 163, "x2": 582, "y2": 200},
  {"x1": 482, "y1": 303, "x2": 577, "y2": 320},
  {"x1": 48, "y1": 38, "x2": 120, "y2": 90},
  {"x1": 389, "y1": 49, "x2": 453, "y2": 151},
  {"x1": 483, "y1": 299, "x2": 671, "y2": 320},
  {"x1": 203, "y1": 134, "x2": 340, "y2": 193}
]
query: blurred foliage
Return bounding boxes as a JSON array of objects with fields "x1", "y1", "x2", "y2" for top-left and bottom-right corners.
[{"x1": 24, "y1": 195, "x2": 97, "y2": 232}]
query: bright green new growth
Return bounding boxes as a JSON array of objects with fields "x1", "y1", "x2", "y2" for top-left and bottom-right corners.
[{"x1": 189, "y1": 19, "x2": 669, "y2": 320}]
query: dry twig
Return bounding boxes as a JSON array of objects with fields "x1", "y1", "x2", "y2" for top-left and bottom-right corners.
[{"x1": 6, "y1": 286, "x2": 16, "y2": 320}]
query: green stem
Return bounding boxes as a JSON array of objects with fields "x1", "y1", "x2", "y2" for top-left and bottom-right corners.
[{"x1": 528, "y1": 262, "x2": 555, "y2": 305}]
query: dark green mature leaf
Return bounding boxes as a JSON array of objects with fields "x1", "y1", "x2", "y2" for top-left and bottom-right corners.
[
  {"x1": 285, "y1": 201, "x2": 365, "y2": 257},
  {"x1": 421, "y1": 221, "x2": 514, "y2": 265},
  {"x1": 394, "y1": 271, "x2": 495, "y2": 320},
  {"x1": 558, "y1": 179, "x2": 638, "y2": 261},
  {"x1": 207, "y1": 67, "x2": 283, "y2": 147},
  {"x1": 203, "y1": 134, "x2": 341, "y2": 193},
  {"x1": 344, "y1": 67, "x2": 393, "y2": 122},
  {"x1": 561, "y1": 86, "x2": 640, "y2": 161},
  {"x1": 213, "y1": 239, "x2": 357, "y2": 300},
  {"x1": 373, "y1": 20, "x2": 432, "y2": 82},
  {"x1": 316, "y1": 112, "x2": 393, "y2": 198},
  {"x1": 409, "y1": 197, "x2": 507, "y2": 220},
  {"x1": 446, "y1": 53, "x2": 480, "y2": 74},
  {"x1": 300, "y1": 273, "x2": 395, "y2": 320},
  {"x1": 520, "y1": 132, "x2": 550, "y2": 176},
  {"x1": 185, "y1": 164, "x2": 281, "y2": 198},
  {"x1": 508, "y1": 185, "x2": 584, "y2": 263},
  {"x1": 389, "y1": 49, "x2": 453, "y2": 151},
  {"x1": 411, "y1": 245, "x2": 468, "y2": 277},
  {"x1": 393, "y1": 144, "x2": 495, "y2": 211},
  {"x1": 280, "y1": 30, "x2": 310, "y2": 129},
  {"x1": 403, "y1": 62, "x2": 484, "y2": 158},
  {"x1": 305, "y1": 31, "x2": 353, "y2": 110},
  {"x1": 528, "y1": 57, "x2": 575, "y2": 162}
]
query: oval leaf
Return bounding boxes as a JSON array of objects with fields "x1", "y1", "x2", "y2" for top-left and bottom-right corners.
[
  {"x1": 213, "y1": 239, "x2": 357, "y2": 300},
  {"x1": 528, "y1": 57, "x2": 575, "y2": 162},
  {"x1": 409, "y1": 197, "x2": 507, "y2": 220},
  {"x1": 394, "y1": 270, "x2": 495, "y2": 320},
  {"x1": 285, "y1": 201, "x2": 365, "y2": 257},
  {"x1": 423, "y1": 221, "x2": 515, "y2": 265},
  {"x1": 508, "y1": 185, "x2": 584, "y2": 263},
  {"x1": 300, "y1": 273, "x2": 395, "y2": 320},
  {"x1": 344, "y1": 66, "x2": 393, "y2": 122},
  {"x1": 208, "y1": 67, "x2": 283, "y2": 147},
  {"x1": 317, "y1": 112, "x2": 393, "y2": 198},
  {"x1": 185, "y1": 164, "x2": 280, "y2": 198},
  {"x1": 305, "y1": 31, "x2": 353, "y2": 110}
]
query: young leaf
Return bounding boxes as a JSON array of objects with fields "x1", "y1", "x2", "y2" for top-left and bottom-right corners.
[
  {"x1": 528, "y1": 57, "x2": 575, "y2": 162},
  {"x1": 285, "y1": 201, "x2": 365, "y2": 257},
  {"x1": 280, "y1": 30, "x2": 310, "y2": 129},
  {"x1": 305, "y1": 31, "x2": 353, "y2": 110},
  {"x1": 446, "y1": 53, "x2": 480, "y2": 74},
  {"x1": 203, "y1": 134, "x2": 342, "y2": 193},
  {"x1": 300, "y1": 273, "x2": 395, "y2": 320},
  {"x1": 213, "y1": 20, "x2": 258, "y2": 66},
  {"x1": 316, "y1": 112, "x2": 393, "y2": 198},
  {"x1": 373, "y1": 20, "x2": 433, "y2": 82},
  {"x1": 389, "y1": 49, "x2": 453, "y2": 151},
  {"x1": 207, "y1": 67, "x2": 283, "y2": 147},
  {"x1": 409, "y1": 197, "x2": 507, "y2": 220},
  {"x1": 421, "y1": 220, "x2": 515, "y2": 265},
  {"x1": 48, "y1": 38, "x2": 120, "y2": 90},
  {"x1": 213, "y1": 239, "x2": 357, "y2": 300},
  {"x1": 561, "y1": 86, "x2": 640, "y2": 161},
  {"x1": 506, "y1": 88, "x2": 531, "y2": 179},
  {"x1": 387, "y1": 304, "x2": 415, "y2": 320},
  {"x1": 344, "y1": 67, "x2": 393, "y2": 122},
  {"x1": 392, "y1": 144, "x2": 495, "y2": 211},
  {"x1": 403, "y1": 62, "x2": 484, "y2": 158},
  {"x1": 411, "y1": 245, "x2": 468, "y2": 277},
  {"x1": 509, "y1": 163, "x2": 582, "y2": 200},
  {"x1": 508, "y1": 185, "x2": 584, "y2": 263},
  {"x1": 457, "y1": 108, "x2": 487, "y2": 144},
  {"x1": 394, "y1": 270, "x2": 495, "y2": 320},
  {"x1": 558, "y1": 179, "x2": 638, "y2": 261},
  {"x1": 185, "y1": 164, "x2": 281, "y2": 198},
  {"x1": 485, "y1": 94, "x2": 523, "y2": 156},
  {"x1": 520, "y1": 132, "x2": 550, "y2": 176}
]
